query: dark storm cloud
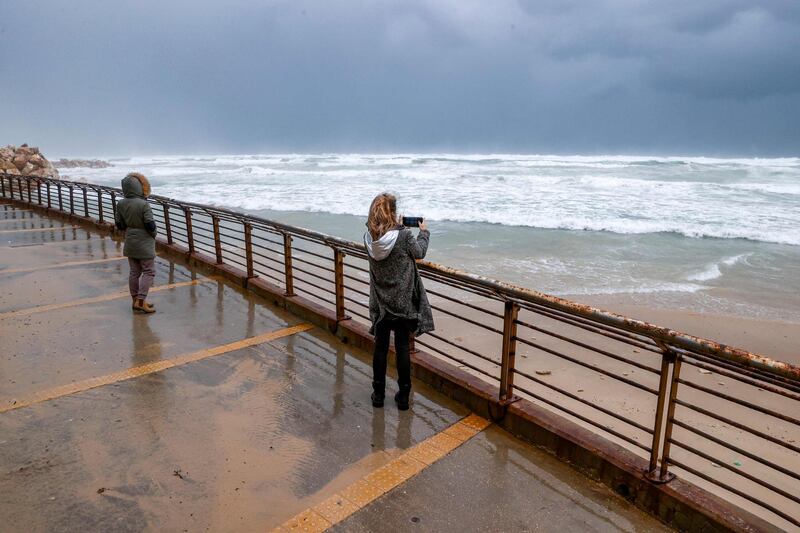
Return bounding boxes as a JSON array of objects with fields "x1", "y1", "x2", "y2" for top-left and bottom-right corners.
[{"x1": 0, "y1": 0, "x2": 798, "y2": 155}]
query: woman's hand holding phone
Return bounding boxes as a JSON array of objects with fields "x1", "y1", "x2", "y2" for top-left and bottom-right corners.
[{"x1": 418, "y1": 220, "x2": 428, "y2": 231}]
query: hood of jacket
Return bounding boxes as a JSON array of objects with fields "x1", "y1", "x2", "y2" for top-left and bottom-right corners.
[
  {"x1": 364, "y1": 229, "x2": 399, "y2": 261},
  {"x1": 121, "y1": 172, "x2": 151, "y2": 199}
]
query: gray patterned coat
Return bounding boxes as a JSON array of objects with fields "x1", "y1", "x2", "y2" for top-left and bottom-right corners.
[{"x1": 365, "y1": 227, "x2": 434, "y2": 336}]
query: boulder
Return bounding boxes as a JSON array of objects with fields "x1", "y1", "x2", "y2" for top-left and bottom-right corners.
[
  {"x1": 28, "y1": 153, "x2": 45, "y2": 167},
  {"x1": 1, "y1": 144, "x2": 60, "y2": 178}
]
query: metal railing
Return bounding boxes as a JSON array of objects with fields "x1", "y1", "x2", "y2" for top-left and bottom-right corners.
[{"x1": 2, "y1": 173, "x2": 798, "y2": 528}]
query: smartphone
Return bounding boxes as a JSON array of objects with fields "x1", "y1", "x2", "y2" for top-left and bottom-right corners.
[{"x1": 402, "y1": 216, "x2": 424, "y2": 228}]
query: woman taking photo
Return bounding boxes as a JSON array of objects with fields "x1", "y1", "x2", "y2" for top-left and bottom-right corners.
[{"x1": 364, "y1": 193, "x2": 434, "y2": 410}]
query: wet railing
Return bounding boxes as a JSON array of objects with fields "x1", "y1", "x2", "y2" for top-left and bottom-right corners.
[{"x1": 2, "y1": 174, "x2": 798, "y2": 528}]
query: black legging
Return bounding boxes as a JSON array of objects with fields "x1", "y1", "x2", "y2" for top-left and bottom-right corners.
[{"x1": 373, "y1": 319, "x2": 412, "y2": 389}]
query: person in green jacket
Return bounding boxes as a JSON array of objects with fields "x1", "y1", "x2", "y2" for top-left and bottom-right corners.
[{"x1": 115, "y1": 172, "x2": 157, "y2": 314}]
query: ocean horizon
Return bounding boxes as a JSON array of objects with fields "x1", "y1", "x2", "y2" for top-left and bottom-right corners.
[{"x1": 58, "y1": 153, "x2": 800, "y2": 323}]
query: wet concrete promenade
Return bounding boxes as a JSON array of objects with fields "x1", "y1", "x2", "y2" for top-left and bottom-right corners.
[{"x1": 0, "y1": 204, "x2": 670, "y2": 532}]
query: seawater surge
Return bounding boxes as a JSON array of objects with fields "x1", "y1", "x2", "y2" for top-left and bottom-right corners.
[{"x1": 66, "y1": 154, "x2": 800, "y2": 321}]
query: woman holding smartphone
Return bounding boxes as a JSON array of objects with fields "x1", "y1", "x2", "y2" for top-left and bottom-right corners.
[{"x1": 363, "y1": 193, "x2": 434, "y2": 410}]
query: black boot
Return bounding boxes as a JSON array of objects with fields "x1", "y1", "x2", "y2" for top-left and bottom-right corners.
[
  {"x1": 371, "y1": 380, "x2": 385, "y2": 408},
  {"x1": 394, "y1": 384, "x2": 411, "y2": 411}
]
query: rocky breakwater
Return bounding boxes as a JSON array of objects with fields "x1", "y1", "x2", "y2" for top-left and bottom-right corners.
[
  {"x1": 53, "y1": 158, "x2": 112, "y2": 169},
  {"x1": 0, "y1": 144, "x2": 60, "y2": 178}
]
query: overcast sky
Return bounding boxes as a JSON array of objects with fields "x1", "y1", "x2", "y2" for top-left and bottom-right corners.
[{"x1": 1, "y1": 0, "x2": 798, "y2": 156}]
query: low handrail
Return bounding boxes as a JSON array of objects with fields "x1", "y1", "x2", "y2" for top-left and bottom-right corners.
[{"x1": 6, "y1": 173, "x2": 797, "y2": 381}]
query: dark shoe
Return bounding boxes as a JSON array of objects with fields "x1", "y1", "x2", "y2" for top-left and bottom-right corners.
[
  {"x1": 394, "y1": 386, "x2": 411, "y2": 411},
  {"x1": 371, "y1": 380, "x2": 385, "y2": 408},
  {"x1": 371, "y1": 392, "x2": 384, "y2": 408}
]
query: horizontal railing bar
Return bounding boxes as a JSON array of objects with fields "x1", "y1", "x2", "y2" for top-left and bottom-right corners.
[
  {"x1": 343, "y1": 284, "x2": 370, "y2": 298},
  {"x1": 512, "y1": 382, "x2": 651, "y2": 452},
  {"x1": 426, "y1": 287, "x2": 504, "y2": 318},
  {"x1": 512, "y1": 367, "x2": 654, "y2": 434},
  {"x1": 251, "y1": 249, "x2": 284, "y2": 266},
  {"x1": 428, "y1": 303, "x2": 504, "y2": 334},
  {"x1": 516, "y1": 336, "x2": 658, "y2": 394},
  {"x1": 672, "y1": 419, "x2": 800, "y2": 482},
  {"x1": 253, "y1": 269, "x2": 284, "y2": 285},
  {"x1": 343, "y1": 261, "x2": 369, "y2": 274},
  {"x1": 250, "y1": 233, "x2": 284, "y2": 247},
  {"x1": 682, "y1": 357, "x2": 800, "y2": 401},
  {"x1": 676, "y1": 378, "x2": 800, "y2": 425},
  {"x1": 292, "y1": 285, "x2": 337, "y2": 307},
  {"x1": 667, "y1": 457, "x2": 800, "y2": 528},
  {"x1": 252, "y1": 259, "x2": 285, "y2": 277},
  {"x1": 516, "y1": 318, "x2": 660, "y2": 375},
  {"x1": 415, "y1": 338, "x2": 500, "y2": 380},
  {"x1": 292, "y1": 254, "x2": 335, "y2": 273},
  {"x1": 293, "y1": 277, "x2": 336, "y2": 297},
  {"x1": 292, "y1": 264, "x2": 335, "y2": 285},
  {"x1": 517, "y1": 300, "x2": 662, "y2": 354},
  {"x1": 675, "y1": 400, "x2": 800, "y2": 454},
  {"x1": 292, "y1": 246, "x2": 333, "y2": 262},
  {"x1": 426, "y1": 332, "x2": 501, "y2": 366},
  {"x1": 678, "y1": 348, "x2": 800, "y2": 393},
  {"x1": 342, "y1": 294, "x2": 368, "y2": 309},
  {"x1": 342, "y1": 272, "x2": 370, "y2": 286}
]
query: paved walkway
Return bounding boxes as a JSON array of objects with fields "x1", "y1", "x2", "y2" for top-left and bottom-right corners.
[{"x1": 0, "y1": 203, "x2": 669, "y2": 532}]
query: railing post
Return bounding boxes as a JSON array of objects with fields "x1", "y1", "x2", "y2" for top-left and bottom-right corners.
[
  {"x1": 659, "y1": 355, "x2": 682, "y2": 480},
  {"x1": 110, "y1": 191, "x2": 117, "y2": 225},
  {"x1": 647, "y1": 343, "x2": 678, "y2": 483},
  {"x1": 499, "y1": 301, "x2": 520, "y2": 402},
  {"x1": 244, "y1": 223, "x2": 256, "y2": 278},
  {"x1": 26, "y1": 179, "x2": 32, "y2": 203},
  {"x1": 97, "y1": 190, "x2": 104, "y2": 222},
  {"x1": 57, "y1": 183, "x2": 63, "y2": 212},
  {"x1": 82, "y1": 187, "x2": 89, "y2": 217},
  {"x1": 334, "y1": 248, "x2": 348, "y2": 321},
  {"x1": 184, "y1": 207, "x2": 194, "y2": 254},
  {"x1": 46, "y1": 182, "x2": 51, "y2": 208},
  {"x1": 283, "y1": 233, "x2": 295, "y2": 296},
  {"x1": 211, "y1": 215, "x2": 223, "y2": 264},
  {"x1": 16, "y1": 177, "x2": 22, "y2": 200},
  {"x1": 36, "y1": 180, "x2": 42, "y2": 205},
  {"x1": 162, "y1": 204, "x2": 173, "y2": 244},
  {"x1": 1, "y1": 175, "x2": 5, "y2": 197},
  {"x1": 68, "y1": 185, "x2": 74, "y2": 215}
]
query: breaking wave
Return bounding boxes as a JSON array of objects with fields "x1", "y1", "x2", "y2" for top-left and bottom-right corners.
[{"x1": 71, "y1": 153, "x2": 800, "y2": 247}]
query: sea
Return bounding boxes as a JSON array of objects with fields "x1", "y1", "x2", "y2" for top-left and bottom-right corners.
[{"x1": 62, "y1": 154, "x2": 800, "y2": 323}]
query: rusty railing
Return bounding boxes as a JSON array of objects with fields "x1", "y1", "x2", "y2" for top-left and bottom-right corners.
[{"x1": 2, "y1": 173, "x2": 798, "y2": 529}]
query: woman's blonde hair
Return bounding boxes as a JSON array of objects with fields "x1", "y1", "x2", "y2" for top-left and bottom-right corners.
[{"x1": 367, "y1": 193, "x2": 398, "y2": 240}]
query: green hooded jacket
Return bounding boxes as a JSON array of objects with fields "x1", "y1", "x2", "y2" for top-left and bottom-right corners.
[{"x1": 115, "y1": 173, "x2": 157, "y2": 259}]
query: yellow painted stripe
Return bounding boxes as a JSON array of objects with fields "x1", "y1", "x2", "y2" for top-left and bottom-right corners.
[
  {"x1": 0, "y1": 277, "x2": 214, "y2": 320},
  {"x1": 0, "y1": 256, "x2": 126, "y2": 275},
  {"x1": 0, "y1": 225, "x2": 80, "y2": 234},
  {"x1": 0, "y1": 323, "x2": 314, "y2": 414},
  {"x1": 273, "y1": 414, "x2": 491, "y2": 532}
]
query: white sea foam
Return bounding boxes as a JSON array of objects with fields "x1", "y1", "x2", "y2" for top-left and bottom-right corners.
[{"x1": 74, "y1": 153, "x2": 800, "y2": 247}]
